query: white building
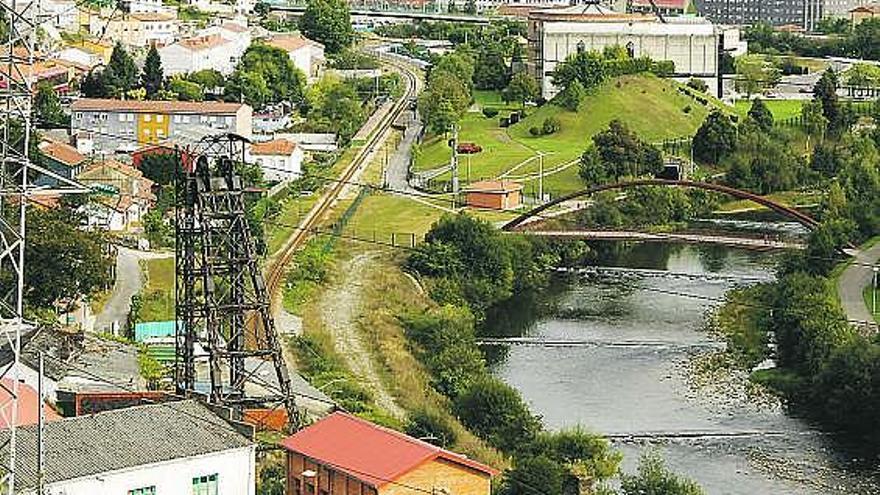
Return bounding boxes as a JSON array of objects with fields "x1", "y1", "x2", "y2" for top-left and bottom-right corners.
[
  {"x1": 528, "y1": 3, "x2": 723, "y2": 98},
  {"x1": 160, "y1": 33, "x2": 241, "y2": 75},
  {"x1": 266, "y1": 34, "x2": 326, "y2": 79},
  {"x1": 43, "y1": 0, "x2": 79, "y2": 30},
  {"x1": 88, "y1": 12, "x2": 179, "y2": 48},
  {"x1": 0, "y1": 400, "x2": 256, "y2": 495},
  {"x1": 202, "y1": 21, "x2": 252, "y2": 55},
  {"x1": 247, "y1": 138, "x2": 304, "y2": 181}
]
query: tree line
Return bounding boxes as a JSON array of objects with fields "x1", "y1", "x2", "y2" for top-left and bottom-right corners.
[{"x1": 744, "y1": 19, "x2": 880, "y2": 61}]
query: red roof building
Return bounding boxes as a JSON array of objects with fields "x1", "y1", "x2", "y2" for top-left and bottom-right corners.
[
  {"x1": 464, "y1": 180, "x2": 524, "y2": 211},
  {"x1": 0, "y1": 378, "x2": 61, "y2": 429},
  {"x1": 281, "y1": 412, "x2": 497, "y2": 495}
]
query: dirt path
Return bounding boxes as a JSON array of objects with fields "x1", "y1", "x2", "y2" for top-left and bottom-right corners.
[{"x1": 320, "y1": 252, "x2": 405, "y2": 418}]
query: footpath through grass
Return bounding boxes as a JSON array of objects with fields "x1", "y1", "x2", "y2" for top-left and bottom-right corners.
[{"x1": 139, "y1": 257, "x2": 175, "y2": 322}]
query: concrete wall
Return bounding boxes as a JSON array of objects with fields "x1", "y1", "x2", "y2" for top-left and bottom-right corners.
[{"x1": 43, "y1": 446, "x2": 255, "y2": 495}]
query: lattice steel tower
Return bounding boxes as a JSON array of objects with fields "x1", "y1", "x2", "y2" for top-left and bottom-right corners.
[{"x1": 175, "y1": 134, "x2": 301, "y2": 431}]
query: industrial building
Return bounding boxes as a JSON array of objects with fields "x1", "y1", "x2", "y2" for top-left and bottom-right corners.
[
  {"x1": 527, "y1": 2, "x2": 726, "y2": 99},
  {"x1": 696, "y1": 0, "x2": 867, "y2": 30}
]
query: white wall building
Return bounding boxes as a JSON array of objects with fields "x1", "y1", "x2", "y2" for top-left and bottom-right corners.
[
  {"x1": 528, "y1": 3, "x2": 722, "y2": 98},
  {"x1": 160, "y1": 33, "x2": 241, "y2": 75},
  {"x1": 247, "y1": 138, "x2": 304, "y2": 181},
  {"x1": 43, "y1": 0, "x2": 79, "y2": 30},
  {"x1": 0, "y1": 400, "x2": 256, "y2": 495},
  {"x1": 266, "y1": 35, "x2": 326, "y2": 80}
]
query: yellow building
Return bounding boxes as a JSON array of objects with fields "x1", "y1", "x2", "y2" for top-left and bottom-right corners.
[{"x1": 281, "y1": 412, "x2": 498, "y2": 495}]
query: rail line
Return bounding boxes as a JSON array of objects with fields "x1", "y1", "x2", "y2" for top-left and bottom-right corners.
[{"x1": 265, "y1": 57, "x2": 420, "y2": 311}]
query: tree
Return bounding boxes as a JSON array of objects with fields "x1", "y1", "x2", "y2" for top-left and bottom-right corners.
[
  {"x1": 142, "y1": 44, "x2": 164, "y2": 98},
  {"x1": 473, "y1": 43, "x2": 510, "y2": 90},
  {"x1": 692, "y1": 110, "x2": 737, "y2": 164},
  {"x1": 104, "y1": 42, "x2": 138, "y2": 97},
  {"x1": 168, "y1": 78, "x2": 204, "y2": 101},
  {"x1": 455, "y1": 376, "x2": 542, "y2": 452},
  {"x1": 555, "y1": 79, "x2": 586, "y2": 111},
  {"x1": 431, "y1": 51, "x2": 475, "y2": 90},
  {"x1": 589, "y1": 120, "x2": 664, "y2": 182},
  {"x1": 735, "y1": 55, "x2": 778, "y2": 98},
  {"x1": 139, "y1": 152, "x2": 180, "y2": 185},
  {"x1": 620, "y1": 451, "x2": 705, "y2": 495},
  {"x1": 405, "y1": 409, "x2": 457, "y2": 448},
  {"x1": 298, "y1": 0, "x2": 354, "y2": 54},
  {"x1": 227, "y1": 44, "x2": 306, "y2": 108},
  {"x1": 0, "y1": 207, "x2": 111, "y2": 310},
  {"x1": 501, "y1": 456, "x2": 565, "y2": 495},
  {"x1": 814, "y1": 69, "x2": 842, "y2": 132},
  {"x1": 849, "y1": 18, "x2": 880, "y2": 61},
  {"x1": 188, "y1": 69, "x2": 225, "y2": 94},
  {"x1": 551, "y1": 50, "x2": 607, "y2": 92},
  {"x1": 464, "y1": 0, "x2": 476, "y2": 14},
  {"x1": 686, "y1": 78, "x2": 708, "y2": 93},
  {"x1": 747, "y1": 98, "x2": 773, "y2": 130},
  {"x1": 81, "y1": 69, "x2": 109, "y2": 98},
  {"x1": 801, "y1": 99, "x2": 828, "y2": 140},
  {"x1": 503, "y1": 72, "x2": 539, "y2": 108},
  {"x1": 418, "y1": 73, "x2": 470, "y2": 134},
  {"x1": 34, "y1": 82, "x2": 66, "y2": 128},
  {"x1": 843, "y1": 63, "x2": 880, "y2": 87}
]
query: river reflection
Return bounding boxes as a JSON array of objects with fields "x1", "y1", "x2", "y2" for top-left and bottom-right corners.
[{"x1": 484, "y1": 241, "x2": 880, "y2": 494}]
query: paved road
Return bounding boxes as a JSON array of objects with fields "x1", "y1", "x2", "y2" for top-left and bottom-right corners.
[
  {"x1": 384, "y1": 109, "x2": 422, "y2": 194},
  {"x1": 838, "y1": 242, "x2": 880, "y2": 327},
  {"x1": 94, "y1": 247, "x2": 172, "y2": 333}
]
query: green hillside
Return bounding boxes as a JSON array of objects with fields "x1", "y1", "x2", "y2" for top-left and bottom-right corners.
[{"x1": 414, "y1": 74, "x2": 720, "y2": 197}]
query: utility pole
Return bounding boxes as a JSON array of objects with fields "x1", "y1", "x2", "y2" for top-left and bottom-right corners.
[
  {"x1": 449, "y1": 124, "x2": 459, "y2": 208},
  {"x1": 538, "y1": 153, "x2": 544, "y2": 204},
  {"x1": 37, "y1": 352, "x2": 44, "y2": 495}
]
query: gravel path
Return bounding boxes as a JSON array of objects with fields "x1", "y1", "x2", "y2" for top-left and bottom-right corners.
[{"x1": 320, "y1": 253, "x2": 405, "y2": 418}]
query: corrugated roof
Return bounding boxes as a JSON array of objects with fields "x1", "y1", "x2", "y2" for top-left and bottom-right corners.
[
  {"x1": 0, "y1": 400, "x2": 253, "y2": 492},
  {"x1": 72, "y1": 98, "x2": 245, "y2": 115},
  {"x1": 250, "y1": 138, "x2": 296, "y2": 156},
  {"x1": 280, "y1": 412, "x2": 497, "y2": 486}
]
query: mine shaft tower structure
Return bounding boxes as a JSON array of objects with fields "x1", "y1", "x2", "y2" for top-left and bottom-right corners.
[{"x1": 174, "y1": 134, "x2": 301, "y2": 430}]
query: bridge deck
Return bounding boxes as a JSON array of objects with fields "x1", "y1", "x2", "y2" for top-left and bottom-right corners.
[{"x1": 516, "y1": 230, "x2": 805, "y2": 250}]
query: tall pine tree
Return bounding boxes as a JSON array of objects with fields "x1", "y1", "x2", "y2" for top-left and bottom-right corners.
[
  {"x1": 142, "y1": 44, "x2": 164, "y2": 99},
  {"x1": 105, "y1": 42, "x2": 138, "y2": 97}
]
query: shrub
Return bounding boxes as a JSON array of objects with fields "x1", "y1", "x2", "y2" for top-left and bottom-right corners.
[
  {"x1": 455, "y1": 376, "x2": 541, "y2": 453},
  {"x1": 687, "y1": 78, "x2": 709, "y2": 93},
  {"x1": 529, "y1": 126, "x2": 542, "y2": 136},
  {"x1": 542, "y1": 116, "x2": 561, "y2": 135},
  {"x1": 482, "y1": 107, "x2": 499, "y2": 118},
  {"x1": 683, "y1": 105, "x2": 692, "y2": 114},
  {"x1": 405, "y1": 409, "x2": 458, "y2": 448}
]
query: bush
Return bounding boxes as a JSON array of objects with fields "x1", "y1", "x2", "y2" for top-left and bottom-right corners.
[
  {"x1": 683, "y1": 105, "x2": 692, "y2": 114},
  {"x1": 687, "y1": 78, "x2": 708, "y2": 93},
  {"x1": 482, "y1": 107, "x2": 499, "y2": 118},
  {"x1": 405, "y1": 409, "x2": 458, "y2": 448},
  {"x1": 454, "y1": 376, "x2": 541, "y2": 453},
  {"x1": 542, "y1": 116, "x2": 561, "y2": 135},
  {"x1": 529, "y1": 126, "x2": 542, "y2": 136}
]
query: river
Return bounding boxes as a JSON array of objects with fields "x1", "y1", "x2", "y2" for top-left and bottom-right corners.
[{"x1": 484, "y1": 241, "x2": 880, "y2": 494}]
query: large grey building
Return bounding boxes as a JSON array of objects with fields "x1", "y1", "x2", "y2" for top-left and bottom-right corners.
[{"x1": 695, "y1": 0, "x2": 853, "y2": 30}]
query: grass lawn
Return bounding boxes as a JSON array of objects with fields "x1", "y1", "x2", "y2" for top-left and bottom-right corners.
[
  {"x1": 415, "y1": 74, "x2": 718, "y2": 198},
  {"x1": 266, "y1": 194, "x2": 319, "y2": 256},
  {"x1": 139, "y1": 257, "x2": 175, "y2": 322},
  {"x1": 734, "y1": 99, "x2": 805, "y2": 120}
]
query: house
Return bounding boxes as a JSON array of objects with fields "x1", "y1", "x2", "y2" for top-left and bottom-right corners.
[
  {"x1": 281, "y1": 412, "x2": 498, "y2": 495},
  {"x1": 89, "y1": 11, "x2": 179, "y2": 48},
  {"x1": 61, "y1": 38, "x2": 114, "y2": 65},
  {"x1": 77, "y1": 159, "x2": 156, "y2": 230},
  {"x1": 247, "y1": 138, "x2": 304, "y2": 181},
  {"x1": 0, "y1": 378, "x2": 61, "y2": 429},
  {"x1": 71, "y1": 98, "x2": 253, "y2": 152},
  {"x1": 43, "y1": 0, "x2": 79, "y2": 30},
  {"x1": 851, "y1": 3, "x2": 880, "y2": 24},
  {"x1": 253, "y1": 108, "x2": 292, "y2": 134},
  {"x1": 464, "y1": 180, "x2": 523, "y2": 210},
  {"x1": 159, "y1": 33, "x2": 242, "y2": 75},
  {"x1": 274, "y1": 132, "x2": 339, "y2": 153},
  {"x1": 0, "y1": 57, "x2": 75, "y2": 94},
  {"x1": 266, "y1": 34, "x2": 326, "y2": 79},
  {"x1": 36, "y1": 139, "x2": 88, "y2": 186},
  {"x1": 0, "y1": 327, "x2": 147, "y2": 416},
  {"x1": 203, "y1": 20, "x2": 252, "y2": 55},
  {"x1": 0, "y1": 400, "x2": 256, "y2": 495}
]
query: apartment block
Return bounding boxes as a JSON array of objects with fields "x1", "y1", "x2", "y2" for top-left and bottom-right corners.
[{"x1": 71, "y1": 99, "x2": 252, "y2": 153}]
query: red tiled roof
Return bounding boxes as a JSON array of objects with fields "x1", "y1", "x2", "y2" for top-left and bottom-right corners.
[
  {"x1": 266, "y1": 35, "x2": 322, "y2": 53},
  {"x1": 178, "y1": 34, "x2": 231, "y2": 52},
  {"x1": 465, "y1": 180, "x2": 524, "y2": 193},
  {"x1": 851, "y1": 3, "x2": 880, "y2": 13},
  {"x1": 72, "y1": 98, "x2": 245, "y2": 115},
  {"x1": 280, "y1": 412, "x2": 498, "y2": 486},
  {"x1": 0, "y1": 378, "x2": 61, "y2": 429},
  {"x1": 250, "y1": 138, "x2": 296, "y2": 156},
  {"x1": 38, "y1": 140, "x2": 87, "y2": 166}
]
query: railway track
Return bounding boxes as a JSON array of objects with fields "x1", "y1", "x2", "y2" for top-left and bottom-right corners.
[{"x1": 265, "y1": 57, "x2": 420, "y2": 310}]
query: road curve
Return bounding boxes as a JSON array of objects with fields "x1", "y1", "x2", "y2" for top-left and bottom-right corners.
[{"x1": 838, "y1": 242, "x2": 880, "y2": 329}]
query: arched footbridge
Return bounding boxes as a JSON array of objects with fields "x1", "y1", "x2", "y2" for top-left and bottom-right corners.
[{"x1": 502, "y1": 179, "x2": 820, "y2": 232}]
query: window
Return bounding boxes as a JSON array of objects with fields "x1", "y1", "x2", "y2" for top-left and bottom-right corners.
[
  {"x1": 156, "y1": 114, "x2": 164, "y2": 123},
  {"x1": 183, "y1": 115, "x2": 191, "y2": 124},
  {"x1": 129, "y1": 487, "x2": 156, "y2": 495},
  {"x1": 144, "y1": 114, "x2": 152, "y2": 122},
  {"x1": 173, "y1": 114, "x2": 181, "y2": 123},
  {"x1": 118, "y1": 113, "x2": 126, "y2": 122},
  {"x1": 193, "y1": 474, "x2": 218, "y2": 495}
]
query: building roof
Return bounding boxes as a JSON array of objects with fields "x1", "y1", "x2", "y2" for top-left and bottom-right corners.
[
  {"x1": 71, "y1": 98, "x2": 246, "y2": 115},
  {"x1": 0, "y1": 378, "x2": 61, "y2": 429},
  {"x1": 250, "y1": 138, "x2": 296, "y2": 156},
  {"x1": 178, "y1": 33, "x2": 231, "y2": 52},
  {"x1": 851, "y1": 3, "x2": 880, "y2": 13},
  {"x1": 281, "y1": 412, "x2": 498, "y2": 487},
  {"x1": 266, "y1": 34, "x2": 323, "y2": 53},
  {"x1": 220, "y1": 21, "x2": 249, "y2": 33},
  {"x1": 631, "y1": 0, "x2": 688, "y2": 8},
  {"x1": 0, "y1": 400, "x2": 253, "y2": 492},
  {"x1": 130, "y1": 12, "x2": 176, "y2": 22},
  {"x1": 465, "y1": 180, "x2": 524, "y2": 194},
  {"x1": 530, "y1": 3, "x2": 656, "y2": 22},
  {"x1": 38, "y1": 139, "x2": 87, "y2": 167}
]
